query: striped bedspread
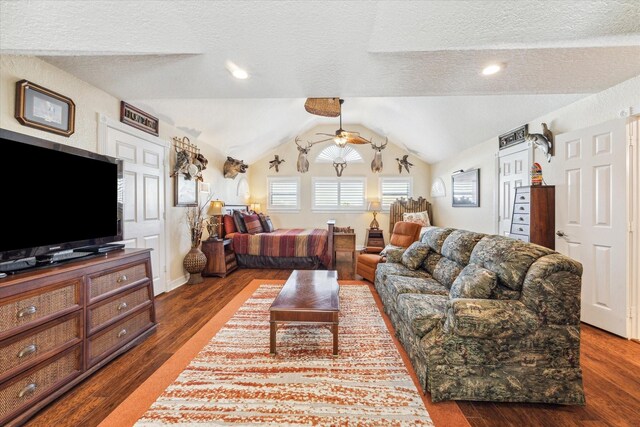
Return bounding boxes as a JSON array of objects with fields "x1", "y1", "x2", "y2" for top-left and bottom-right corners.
[{"x1": 231, "y1": 228, "x2": 329, "y2": 265}]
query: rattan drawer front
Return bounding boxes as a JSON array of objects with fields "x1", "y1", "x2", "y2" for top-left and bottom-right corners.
[
  {"x1": 0, "y1": 313, "x2": 81, "y2": 382},
  {"x1": 88, "y1": 262, "x2": 148, "y2": 301},
  {"x1": 87, "y1": 307, "x2": 153, "y2": 368},
  {"x1": 0, "y1": 345, "x2": 81, "y2": 423},
  {"x1": 0, "y1": 281, "x2": 81, "y2": 336},
  {"x1": 88, "y1": 286, "x2": 151, "y2": 333}
]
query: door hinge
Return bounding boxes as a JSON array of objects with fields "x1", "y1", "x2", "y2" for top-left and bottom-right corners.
[{"x1": 629, "y1": 306, "x2": 637, "y2": 319}]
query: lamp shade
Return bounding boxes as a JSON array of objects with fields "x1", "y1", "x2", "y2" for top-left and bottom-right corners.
[
  {"x1": 207, "y1": 200, "x2": 225, "y2": 216},
  {"x1": 367, "y1": 201, "x2": 381, "y2": 212}
]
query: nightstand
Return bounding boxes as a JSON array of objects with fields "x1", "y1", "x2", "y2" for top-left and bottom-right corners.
[
  {"x1": 365, "y1": 228, "x2": 385, "y2": 248},
  {"x1": 202, "y1": 238, "x2": 238, "y2": 277}
]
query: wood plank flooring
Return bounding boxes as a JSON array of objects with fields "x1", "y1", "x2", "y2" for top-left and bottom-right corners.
[{"x1": 26, "y1": 267, "x2": 640, "y2": 427}]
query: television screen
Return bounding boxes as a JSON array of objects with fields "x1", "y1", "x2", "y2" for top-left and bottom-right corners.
[{"x1": 0, "y1": 128, "x2": 123, "y2": 266}]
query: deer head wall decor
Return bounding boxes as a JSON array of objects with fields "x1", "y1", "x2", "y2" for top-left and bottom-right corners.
[
  {"x1": 333, "y1": 158, "x2": 347, "y2": 177},
  {"x1": 370, "y1": 137, "x2": 388, "y2": 173},
  {"x1": 294, "y1": 136, "x2": 322, "y2": 173}
]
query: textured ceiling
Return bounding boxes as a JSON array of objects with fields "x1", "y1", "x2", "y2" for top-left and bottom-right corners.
[{"x1": 1, "y1": 1, "x2": 639, "y2": 163}]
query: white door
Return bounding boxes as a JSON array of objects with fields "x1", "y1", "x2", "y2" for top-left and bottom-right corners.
[
  {"x1": 104, "y1": 125, "x2": 167, "y2": 296},
  {"x1": 498, "y1": 146, "x2": 531, "y2": 236},
  {"x1": 555, "y1": 119, "x2": 628, "y2": 337}
]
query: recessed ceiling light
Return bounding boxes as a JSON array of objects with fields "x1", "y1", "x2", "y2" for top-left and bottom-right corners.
[
  {"x1": 225, "y1": 60, "x2": 249, "y2": 80},
  {"x1": 482, "y1": 63, "x2": 503, "y2": 76}
]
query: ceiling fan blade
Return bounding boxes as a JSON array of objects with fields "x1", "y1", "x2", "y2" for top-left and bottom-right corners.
[
  {"x1": 348, "y1": 135, "x2": 371, "y2": 145},
  {"x1": 309, "y1": 137, "x2": 333, "y2": 144},
  {"x1": 341, "y1": 130, "x2": 361, "y2": 137},
  {"x1": 305, "y1": 98, "x2": 341, "y2": 117},
  {"x1": 316, "y1": 132, "x2": 336, "y2": 137}
]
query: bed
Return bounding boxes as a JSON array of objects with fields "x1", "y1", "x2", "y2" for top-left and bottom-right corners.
[
  {"x1": 388, "y1": 197, "x2": 434, "y2": 239},
  {"x1": 222, "y1": 205, "x2": 334, "y2": 269}
]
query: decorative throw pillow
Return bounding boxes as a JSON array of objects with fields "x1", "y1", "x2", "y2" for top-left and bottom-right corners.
[
  {"x1": 222, "y1": 214, "x2": 237, "y2": 235},
  {"x1": 403, "y1": 210, "x2": 431, "y2": 227},
  {"x1": 379, "y1": 243, "x2": 401, "y2": 257},
  {"x1": 264, "y1": 216, "x2": 275, "y2": 232},
  {"x1": 401, "y1": 242, "x2": 431, "y2": 270},
  {"x1": 242, "y1": 213, "x2": 263, "y2": 234},
  {"x1": 232, "y1": 210, "x2": 248, "y2": 233},
  {"x1": 257, "y1": 213, "x2": 270, "y2": 232},
  {"x1": 450, "y1": 264, "x2": 497, "y2": 299},
  {"x1": 385, "y1": 248, "x2": 406, "y2": 263}
]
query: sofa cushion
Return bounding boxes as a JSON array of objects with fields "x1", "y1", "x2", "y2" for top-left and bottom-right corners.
[
  {"x1": 387, "y1": 275, "x2": 449, "y2": 303},
  {"x1": 450, "y1": 264, "x2": 497, "y2": 299},
  {"x1": 401, "y1": 242, "x2": 431, "y2": 270},
  {"x1": 385, "y1": 247, "x2": 406, "y2": 263},
  {"x1": 421, "y1": 251, "x2": 442, "y2": 275},
  {"x1": 432, "y1": 257, "x2": 463, "y2": 289},
  {"x1": 441, "y1": 230, "x2": 486, "y2": 265},
  {"x1": 375, "y1": 262, "x2": 430, "y2": 285},
  {"x1": 470, "y1": 235, "x2": 554, "y2": 290},
  {"x1": 397, "y1": 294, "x2": 448, "y2": 338},
  {"x1": 421, "y1": 227, "x2": 455, "y2": 253}
]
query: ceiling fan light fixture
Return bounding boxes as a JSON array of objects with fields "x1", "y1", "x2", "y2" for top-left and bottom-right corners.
[
  {"x1": 225, "y1": 60, "x2": 249, "y2": 79},
  {"x1": 334, "y1": 135, "x2": 348, "y2": 147}
]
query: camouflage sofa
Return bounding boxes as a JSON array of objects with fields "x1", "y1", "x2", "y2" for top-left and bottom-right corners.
[{"x1": 374, "y1": 227, "x2": 585, "y2": 405}]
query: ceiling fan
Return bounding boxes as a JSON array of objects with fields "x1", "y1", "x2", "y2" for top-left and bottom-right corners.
[{"x1": 305, "y1": 98, "x2": 371, "y2": 147}]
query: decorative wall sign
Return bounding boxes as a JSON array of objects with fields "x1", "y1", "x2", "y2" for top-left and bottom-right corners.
[
  {"x1": 120, "y1": 101, "x2": 159, "y2": 136},
  {"x1": 498, "y1": 124, "x2": 528, "y2": 150},
  {"x1": 452, "y1": 168, "x2": 480, "y2": 207},
  {"x1": 15, "y1": 80, "x2": 75, "y2": 137}
]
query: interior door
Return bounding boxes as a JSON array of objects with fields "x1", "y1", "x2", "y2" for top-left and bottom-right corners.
[
  {"x1": 105, "y1": 126, "x2": 167, "y2": 296},
  {"x1": 498, "y1": 146, "x2": 531, "y2": 236},
  {"x1": 555, "y1": 119, "x2": 628, "y2": 337}
]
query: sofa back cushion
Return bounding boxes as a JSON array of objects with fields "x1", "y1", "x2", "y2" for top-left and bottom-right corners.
[
  {"x1": 421, "y1": 227, "x2": 455, "y2": 252},
  {"x1": 401, "y1": 242, "x2": 430, "y2": 270},
  {"x1": 389, "y1": 221, "x2": 422, "y2": 248},
  {"x1": 450, "y1": 264, "x2": 497, "y2": 299},
  {"x1": 432, "y1": 257, "x2": 463, "y2": 289},
  {"x1": 469, "y1": 235, "x2": 554, "y2": 291},
  {"x1": 441, "y1": 230, "x2": 486, "y2": 265}
]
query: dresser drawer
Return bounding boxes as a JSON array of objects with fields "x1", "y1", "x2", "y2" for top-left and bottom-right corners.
[
  {"x1": 513, "y1": 203, "x2": 531, "y2": 215},
  {"x1": 87, "y1": 261, "x2": 149, "y2": 302},
  {"x1": 0, "y1": 344, "x2": 82, "y2": 424},
  {"x1": 0, "y1": 312, "x2": 82, "y2": 383},
  {"x1": 87, "y1": 285, "x2": 152, "y2": 335},
  {"x1": 512, "y1": 213, "x2": 530, "y2": 225},
  {"x1": 87, "y1": 306, "x2": 154, "y2": 368},
  {"x1": 510, "y1": 224, "x2": 530, "y2": 236},
  {"x1": 0, "y1": 280, "x2": 81, "y2": 339},
  {"x1": 510, "y1": 234, "x2": 530, "y2": 243},
  {"x1": 514, "y1": 191, "x2": 531, "y2": 204}
]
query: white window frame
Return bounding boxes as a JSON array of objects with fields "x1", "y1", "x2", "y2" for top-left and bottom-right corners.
[
  {"x1": 267, "y1": 176, "x2": 300, "y2": 212},
  {"x1": 379, "y1": 176, "x2": 413, "y2": 210},
  {"x1": 312, "y1": 176, "x2": 367, "y2": 212}
]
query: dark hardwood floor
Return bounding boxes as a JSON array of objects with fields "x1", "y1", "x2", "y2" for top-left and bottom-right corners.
[{"x1": 26, "y1": 266, "x2": 640, "y2": 427}]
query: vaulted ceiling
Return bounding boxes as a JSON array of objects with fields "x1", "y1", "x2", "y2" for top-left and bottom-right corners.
[{"x1": 1, "y1": 1, "x2": 639, "y2": 163}]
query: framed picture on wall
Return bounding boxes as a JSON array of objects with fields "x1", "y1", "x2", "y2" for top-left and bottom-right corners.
[
  {"x1": 452, "y1": 168, "x2": 480, "y2": 207},
  {"x1": 175, "y1": 174, "x2": 198, "y2": 207},
  {"x1": 15, "y1": 80, "x2": 76, "y2": 137}
]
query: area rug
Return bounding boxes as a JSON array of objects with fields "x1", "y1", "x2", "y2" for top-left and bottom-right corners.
[{"x1": 100, "y1": 280, "x2": 468, "y2": 427}]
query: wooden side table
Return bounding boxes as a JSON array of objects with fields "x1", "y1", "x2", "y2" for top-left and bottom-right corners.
[
  {"x1": 202, "y1": 238, "x2": 238, "y2": 277},
  {"x1": 334, "y1": 232, "x2": 356, "y2": 267},
  {"x1": 365, "y1": 228, "x2": 385, "y2": 248}
]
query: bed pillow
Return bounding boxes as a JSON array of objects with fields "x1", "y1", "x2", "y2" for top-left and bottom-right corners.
[
  {"x1": 403, "y1": 210, "x2": 431, "y2": 227},
  {"x1": 264, "y1": 216, "x2": 275, "y2": 232},
  {"x1": 242, "y1": 212, "x2": 263, "y2": 234},
  {"x1": 222, "y1": 214, "x2": 236, "y2": 235},
  {"x1": 257, "y1": 213, "x2": 273, "y2": 233},
  {"x1": 232, "y1": 210, "x2": 248, "y2": 233}
]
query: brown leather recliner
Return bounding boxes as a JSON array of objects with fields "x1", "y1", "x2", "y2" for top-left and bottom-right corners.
[{"x1": 356, "y1": 221, "x2": 422, "y2": 282}]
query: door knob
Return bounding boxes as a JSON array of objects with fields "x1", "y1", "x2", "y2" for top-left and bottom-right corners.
[{"x1": 556, "y1": 230, "x2": 566, "y2": 237}]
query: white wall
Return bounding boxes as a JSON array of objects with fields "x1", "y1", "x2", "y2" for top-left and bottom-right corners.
[
  {"x1": 0, "y1": 54, "x2": 242, "y2": 290},
  {"x1": 249, "y1": 124, "x2": 431, "y2": 245},
  {"x1": 429, "y1": 74, "x2": 640, "y2": 234}
]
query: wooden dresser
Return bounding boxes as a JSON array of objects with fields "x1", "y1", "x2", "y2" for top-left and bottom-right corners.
[
  {"x1": 509, "y1": 185, "x2": 555, "y2": 249},
  {"x1": 0, "y1": 249, "x2": 156, "y2": 426}
]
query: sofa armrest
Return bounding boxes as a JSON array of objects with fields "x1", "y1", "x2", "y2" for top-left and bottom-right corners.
[{"x1": 445, "y1": 299, "x2": 541, "y2": 339}]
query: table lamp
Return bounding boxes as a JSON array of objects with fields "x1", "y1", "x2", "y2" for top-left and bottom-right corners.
[
  {"x1": 206, "y1": 200, "x2": 225, "y2": 239},
  {"x1": 367, "y1": 200, "x2": 381, "y2": 230},
  {"x1": 250, "y1": 202, "x2": 261, "y2": 212}
]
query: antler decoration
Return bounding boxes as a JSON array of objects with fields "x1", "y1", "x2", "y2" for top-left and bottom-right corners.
[
  {"x1": 370, "y1": 137, "x2": 388, "y2": 173},
  {"x1": 294, "y1": 136, "x2": 323, "y2": 173}
]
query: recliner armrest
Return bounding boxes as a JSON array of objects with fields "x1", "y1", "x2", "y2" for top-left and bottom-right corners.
[
  {"x1": 444, "y1": 299, "x2": 540, "y2": 339},
  {"x1": 364, "y1": 246, "x2": 384, "y2": 253}
]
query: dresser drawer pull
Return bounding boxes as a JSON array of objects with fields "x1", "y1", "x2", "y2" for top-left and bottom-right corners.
[
  {"x1": 18, "y1": 383, "x2": 37, "y2": 398},
  {"x1": 117, "y1": 302, "x2": 128, "y2": 311},
  {"x1": 518, "y1": 227, "x2": 524, "y2": 232},
  {"x1": 17, "y1": 344, "x2": 38, "y2": 358},
  {"x1": 518, "y1": 206, "x2": 526, "y2": 211},
  {"x1": 117, "y1": 328, "x2": 128, "y2": 338},
  {"x1": 17, "y1": 305, "x2": 37, "y2": 318},
  {"x1": 116, "y1": 274, "x2": 128, "y2": 283},
  {"x1": 519, "y1": 217, "x2": 525, "y2": 221}
]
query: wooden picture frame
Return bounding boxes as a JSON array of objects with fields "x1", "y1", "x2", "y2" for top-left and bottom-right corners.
[
  {"x1": 120, "y1": 101, "x2": 159, "y2": 136},
  {"x1": 498, "y1": 124, "x2": 528, "y2": 150},
  {"x1": 15, "y1": 80, "x2": 75, "y2": 137},
  {"x1": 452, "y1": 169, "x2": 480, "y2": 207},
  {"x1": 175, "y1": 174, "x2": 198, "y2": 207}
]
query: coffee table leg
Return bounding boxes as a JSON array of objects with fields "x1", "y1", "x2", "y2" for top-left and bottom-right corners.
[
  {"x1": 332, "y1": 322, "x2": 338, "y2": 356},
  {"x1": 270, "y1": 321, "x2": 277, "y2": 354}
]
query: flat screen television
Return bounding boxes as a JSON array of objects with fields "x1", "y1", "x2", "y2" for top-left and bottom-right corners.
[{"x1": 0, "y1": 128, "x2": 123, "y2": 272}]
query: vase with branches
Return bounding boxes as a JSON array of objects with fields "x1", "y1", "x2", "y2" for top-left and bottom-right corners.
[{"x1": 183, "y1": 193, "x2": 214, "y2": 284}]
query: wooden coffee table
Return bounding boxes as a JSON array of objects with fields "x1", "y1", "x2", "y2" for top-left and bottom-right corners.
[{"x1": 269, "y1": 270, "x2": 340, "y2": 356}]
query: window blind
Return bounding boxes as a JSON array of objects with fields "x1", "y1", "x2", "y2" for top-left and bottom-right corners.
[
  {"x1": 312, "y1": 178, "x2": 365, "y2": 211},
  {"x1": 268, "y1": 178, "x2": 299, "y2": 210},
  {"x1": 380, "y1": 178, "x2": 412, "y2": 209}
]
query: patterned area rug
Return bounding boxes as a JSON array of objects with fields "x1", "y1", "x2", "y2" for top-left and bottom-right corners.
[{"x1": 135, "y1": 284, "x2": 433, "y2": 426}]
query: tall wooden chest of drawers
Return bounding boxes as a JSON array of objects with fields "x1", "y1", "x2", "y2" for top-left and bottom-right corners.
[
  {"x1": 0, "y1": 249, "x2": 157, "y2": 426},
  {"x1": 509, "y1": 185, "x2": 555, "y2": 249}
]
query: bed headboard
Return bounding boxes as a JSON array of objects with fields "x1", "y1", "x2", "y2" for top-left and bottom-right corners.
[
  {"x1": 223, "y1": 204, "x2": 250, "y2": 214},
  {"x1": 389, "y1": 197, "x2": 432, "y2": 232}
]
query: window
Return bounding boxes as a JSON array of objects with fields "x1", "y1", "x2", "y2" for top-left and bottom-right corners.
[
  {"x1": 267, "y1": 177, "x2": 300, "y2": 211},
  {"x1": 312, "y1": 177, "x2": 366, "y2": 211},
  {"x1": 315, "y1": 145, "x2": 364, "y2": 163},
  {"x1": 379, "y1": 177, "x2": 412, "y2": 210}
]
